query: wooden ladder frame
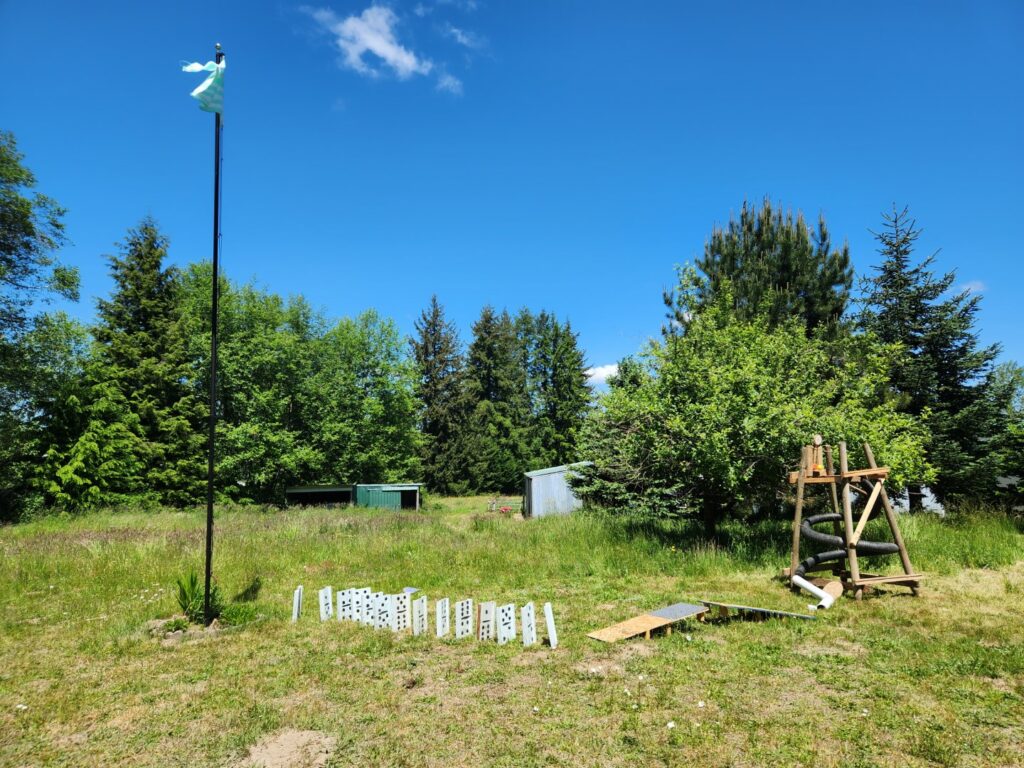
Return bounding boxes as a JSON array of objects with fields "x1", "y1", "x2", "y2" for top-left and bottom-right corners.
[{"x1": 788, "y1": 438, "x2": 921, "y2": 601}]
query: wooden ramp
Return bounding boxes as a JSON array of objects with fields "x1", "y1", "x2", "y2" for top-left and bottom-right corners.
[{"x1": 587, "y1": 602, "x2": 707, "y2": 643}]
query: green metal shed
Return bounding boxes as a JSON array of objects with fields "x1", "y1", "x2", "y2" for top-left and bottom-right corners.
[{"x1": 353, "y1": 484, "x2": 422, "y2": 511}]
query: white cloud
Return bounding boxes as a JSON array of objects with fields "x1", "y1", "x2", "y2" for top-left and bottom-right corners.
[
  {"x1": 443, "y1": 22, "x2": 484, "y2": 49},
  {"x1": 958, "y1": 280, "x2": 986, "y2": 294},
  {"x1": 306, "y1": 5, "x2": 432, "y2": 79},
  {"x1": 586, "y1": 364, "x2": 618, "y2": 386},
  {"x1": 412, "y1": 3, "x2": 431, "y2": 16},
  {"x1": 436, "y1": 73, "x2": 463, "y2": 95}
]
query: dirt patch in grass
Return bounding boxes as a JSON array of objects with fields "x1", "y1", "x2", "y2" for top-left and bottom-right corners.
[{"x1": 234, "y1": 729, "x2": 336, "y2": 768}]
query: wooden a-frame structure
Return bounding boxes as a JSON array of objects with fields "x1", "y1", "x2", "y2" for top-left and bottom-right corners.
[{"x1": 786, "y1": 436, "x2": 923, "y2": 601}]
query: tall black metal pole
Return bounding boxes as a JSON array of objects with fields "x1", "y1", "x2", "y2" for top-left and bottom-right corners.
[{"x1": 203, "y1": 43, "x2": 224, "y2": 626}]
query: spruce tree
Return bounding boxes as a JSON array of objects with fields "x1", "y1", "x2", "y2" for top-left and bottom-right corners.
[
  {"x1": 527, "y1": 311, "x2": 590, "y2": 468},
  {"x1": 463, "y1": 307, "x2": 532, "y2": 493},
  {"x1": 859, "y1": 206, "x2": 1003, "y2": 504},
  {"x1": 89, "y1": 219, "x2": 206, "y2": 505},
  {"x1": 411, "y1": 296, "x2": 468, "y2": 494},
  {"x1": 670, "y1": 198, "x2": 852, "y2": 333}
]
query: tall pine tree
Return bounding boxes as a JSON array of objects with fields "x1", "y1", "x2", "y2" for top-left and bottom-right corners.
[
  {"x1": 669, "y1": 198, "x2": 852, "y2": 334},
  {"x1": 859, "y1": 205, "x2": 1004, "y2": 505},
  {"x1": 526, "y1": 310, "x2": 591, "y2": 468},
  {"x1": 411, "y1": 296, "x2": 468, "y2": 494},
  {"x1": 463, "y1": 307, "x2": 532, "y2": 492},
  {"x1": 88, "y1": 219, "x2": 206, "y2": 505}
]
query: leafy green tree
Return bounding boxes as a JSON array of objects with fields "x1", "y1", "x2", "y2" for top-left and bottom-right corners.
[
  {"x1": 859, "y1": 206, "x2": 1003, "y2": 505},
  {"x1": 179, "y1": 266, "x2": 322, "y2": 503},
  {"x1": 304, "y1": 310, "x2": 421, "y2": 485},
  {"x1": 667, "y1": 198, "x2": 852, "y2": 334},
  {"x1": 463, "y1": 306, "x2": 533, "y2": 492},
  {"x1": 576, "y1": 270, "x2": 931, "y2": 537},
  {"x1": 0, "y1": 132, "x2": 80, "y2": 517},
  {"x1": 411, "y1": 295, "x2": 468, "y2": 494}
]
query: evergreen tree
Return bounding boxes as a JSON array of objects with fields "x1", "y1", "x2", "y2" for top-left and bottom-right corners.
[
  {"x1": 87, "y1": 219, "x2": 206, "y2": 505},
  {"x1": 463, "y1": 307, "x2": 532, "y2": 492},
  {"x1": 667, "y1": 198, "x2": 852, "y2": 334},
  {"x1": 411, "y1": 296, "x2": 468, "y2": 494},
  {"x1": 527, "y1": 311, "x2": 591, "y2": 468},
  {"x1": 859, "y1": 206, "x2": 1003, "y2": 504}
]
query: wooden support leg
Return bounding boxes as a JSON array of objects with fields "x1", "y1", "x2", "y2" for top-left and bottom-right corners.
[
  {"x1": 824, "y1": 445, "x2": 843, "y2": 572},
  {"x1": 790, "y1": 446, "x2": 808, "y2": 583},
  {"x1": 839, "y1": 442, "x2": 862, "y2": 600},
  {"x1": 863, "y1": 443, "x2": 918, "y2": 595}
]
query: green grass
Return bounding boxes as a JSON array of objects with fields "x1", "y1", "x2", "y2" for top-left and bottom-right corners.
[{"x1": 1, "y1": 498, "x2": 1022, "y2": 767}]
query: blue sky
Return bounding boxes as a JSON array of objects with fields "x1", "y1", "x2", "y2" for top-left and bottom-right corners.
[{"x1": 2, "y1": 1, "x2": 1022, "y2": 380}]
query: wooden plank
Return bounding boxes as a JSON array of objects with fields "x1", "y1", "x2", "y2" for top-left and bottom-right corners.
[
  {"x1": 850, "y1": 480, "x2": 883, "y2": 545},
  {"x1": 852, "y1": 574, "x2": 925, "y2": 586},
  {"x1": 787, "y1": 468, "x2": 890, "y2": 484},
  {"x1": 587, "y1": 614, "x2": 670, "y2": 643}
]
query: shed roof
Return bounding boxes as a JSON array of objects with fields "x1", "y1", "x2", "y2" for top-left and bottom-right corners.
[
  {"x1": 354, "y1": 483, "x2": 422, "y2": 490},
  {"x1": 524, "y1": 462, "x2": 592, "y2": 479},
  {"x1": 286, "y1": 485, "x2": 353, "y2": 493}
]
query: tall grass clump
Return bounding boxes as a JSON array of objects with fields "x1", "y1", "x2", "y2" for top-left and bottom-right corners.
[{"x1": 901, "y1": 507, "x2": 1024, "y2": 573}]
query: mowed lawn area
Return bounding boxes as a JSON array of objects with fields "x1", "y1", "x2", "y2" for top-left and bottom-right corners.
[{"x1": 1, "y1": 498, "x2": 1022, "y2": 767}]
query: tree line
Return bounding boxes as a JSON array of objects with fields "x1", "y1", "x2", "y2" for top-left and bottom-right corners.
[
  {"x1": 574, "y1": 200, "x2": 1022, "y2": 535},
  {"x1": 0, "y1": 132, "x2": 590, "y2": 519},
  {"x1": 3, "y1": 130, "x2": 1022, "y2": 526}
]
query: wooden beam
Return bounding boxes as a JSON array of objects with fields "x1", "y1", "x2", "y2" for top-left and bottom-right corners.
[
  {"x1": 790, "y1": 446, "x2": 808, "y2": 579},
  {"x1": 839, "y1": 442, "x2": 862, "y2": 600},
  {"x1": 787, "y1": 468, "x2": 889, "y2": 484},
  {"x1": 863, "y1": 442, "x2": 918, "y2": 592},
  {"x1": 850, "y1": 480, "x2": 883, "y2": 546}
]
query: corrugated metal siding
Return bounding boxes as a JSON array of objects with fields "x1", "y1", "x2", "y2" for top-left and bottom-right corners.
[
  {"x1": 526, "y1": 468, "x2": 584, "y2": 518},
  {"x1": 355, "y1": 486, "x2": 401, "y2": 510}
]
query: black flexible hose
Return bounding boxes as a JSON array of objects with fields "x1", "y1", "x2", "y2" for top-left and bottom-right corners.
[{"x1": 794, "y1": 513, "x2": 899, "y2": 577}]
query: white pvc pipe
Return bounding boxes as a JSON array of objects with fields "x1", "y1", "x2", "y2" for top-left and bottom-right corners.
[{"x1": 792, "y1": 574, "x2": 836, "y2": 611}]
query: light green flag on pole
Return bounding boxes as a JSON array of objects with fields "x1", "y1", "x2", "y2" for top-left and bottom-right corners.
[{"x1": 182, "y1": 58, "x2": 225, "y2": 114}]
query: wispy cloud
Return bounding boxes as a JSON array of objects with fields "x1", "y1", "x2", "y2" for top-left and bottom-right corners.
[
  {"x1": 958, "y1": 280, "x2": 986, "y2": 294},
  {"x1": 443, "y1": 22, "x2": 484, "y2": 49},
  {"x1": 305, "y1": 5, "x2": 432, "y2": 79},
  {"x1": 586, "y1": 364, "x2": 618, "y2": 386},
  {"x1": 435, "y1": 73, "x2": 463, "y2": 95},
  {"x1": 412, "y1": 3, "x2": 431, "y2": 17}
]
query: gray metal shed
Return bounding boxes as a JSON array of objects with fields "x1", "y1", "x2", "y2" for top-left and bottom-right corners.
[{"x1": 522, "y1": 462, "x2": 590, "y2": 518}]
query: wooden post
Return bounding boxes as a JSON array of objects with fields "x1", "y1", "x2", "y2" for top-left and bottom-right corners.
[
  {"x1": 839, "y1": 442, "x2": 863, "y2": 599},
  {"x1": 863, "y1": 442, "x2": 918, "y2": 594},
  {"x1": 789, "y1": 445, "x2": 808, "y2": 582},
  {"x1": 823, "y1": 444, "x2": 843, "y2": 548}
]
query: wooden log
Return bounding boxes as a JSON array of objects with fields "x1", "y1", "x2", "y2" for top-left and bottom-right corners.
[
  {"x1": 824, "y1": 445, "x2": 843, "y2": 536},
  {"x1": 863, "y1": 442, "x2": 918, "y2": 593},
  {"x1": 839, "y1": 442, "x2": 862, "y2": 600},
  {"x1": 790, "y1": 447, "x2": 808, "y2": 580}
]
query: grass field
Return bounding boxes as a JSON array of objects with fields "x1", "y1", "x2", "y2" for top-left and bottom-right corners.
[{"x1": 1, "y1": 498, "x2": 1022, "y2": 767}]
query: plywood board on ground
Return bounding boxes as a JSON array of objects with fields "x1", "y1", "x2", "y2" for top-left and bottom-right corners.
[{"x1": 587, "y1": 603, "x2": 707, "y2": 643}]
